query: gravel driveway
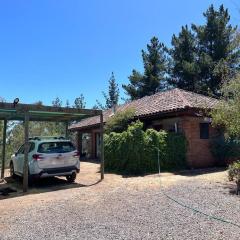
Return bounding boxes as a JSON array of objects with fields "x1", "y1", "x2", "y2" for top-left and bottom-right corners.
[{"x1": 0, "y1": 162, "x2": 239, "y2": 240}]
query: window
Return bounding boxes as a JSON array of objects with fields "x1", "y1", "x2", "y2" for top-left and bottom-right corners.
[
  {"x1": 29, "y1": 143, "x2": 35, "y2": 153},
  {"x1": 200, "y1": 123, "x2": 209, "y2": 139},
  {"x1": 38, "y1": 142, "x2": 76, "y2": 154},
  {"x1": 17, "y1": 143, "x2": 35, "y2": 154},
  {"x1": 17, "y1": 145, "x2": 25, "y2": 154}
]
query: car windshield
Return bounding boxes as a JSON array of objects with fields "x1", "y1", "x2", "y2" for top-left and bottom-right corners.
[{"x1": 38, "y1": 142, "x2": 76, "y2": 154}]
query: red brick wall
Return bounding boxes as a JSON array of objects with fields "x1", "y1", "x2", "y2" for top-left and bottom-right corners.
[{"x1": 182, "y1": 116, "x2": 218, "y2": 168}]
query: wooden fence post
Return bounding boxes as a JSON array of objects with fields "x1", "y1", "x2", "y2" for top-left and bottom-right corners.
[
  {"x1": 23, "y1": 112, "x2": 29, "y2": 192},
  {"x1": 65, "y1": 121, "x2": 69, "y2": 139},
  {"x1": 100, "y1": 113, "x2": 104, "y2": 180},
  {"x1": 1, "y1": 119, "x2": 7, "y2": 179}
]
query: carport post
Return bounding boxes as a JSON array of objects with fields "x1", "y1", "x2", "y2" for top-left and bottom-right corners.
[
  {"x1": 100, "y1": 113, "x2": 104, "y2": 180},
  {"x1": 1, "y1": 119, "x2": 7, "y2": 179},
  {"x1": 65, "y1": 121, "x2": 69, "y2": 139},
  {"x1": 23, "y1": 112, "x2": 29, "y2": 192}
]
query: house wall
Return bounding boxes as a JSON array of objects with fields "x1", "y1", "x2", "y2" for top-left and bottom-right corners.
[
  {"x1": 77, "y1": 115, "x2": 218, "y2": 167},
  {"x1": 146, "y1": 116, "x2": 218, "y2": 168},
  {"x1": 181, "y1": 116, "x2": 218, "y2": 168}
]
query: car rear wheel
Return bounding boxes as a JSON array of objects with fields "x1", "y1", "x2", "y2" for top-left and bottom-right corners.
[
  {"x1": 66, "y1": 172, "x2": 76, "y2": 183},
  {"x1": 9, "y1": 162, "x2": 16, "y2": 179}
]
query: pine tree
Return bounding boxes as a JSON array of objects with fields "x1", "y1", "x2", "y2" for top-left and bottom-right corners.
[
  {"x1": 169, "y1": 5, "x2": 240, "y2": 96},
  {"x1": 96, "y1": 72, "x2": 120, "y2": 109},
  {"x1": 192, "y1": 4, "x2": 240, "y2": 96},
  {"x1": 65, "y1": 100, "x2": 70, "y2": 108},
  {"x1": 169, "y1": 25, "x2": 200, "y2": 92},
  {"x1": 123, "y1": 37, "x2": 168, "y2": 100},
  {"x1": 104, "y1": 72, "x2": 119, "y2": 109},
  {"x1": 74, "y1": 94, "x2": 86, "y2": 109}
]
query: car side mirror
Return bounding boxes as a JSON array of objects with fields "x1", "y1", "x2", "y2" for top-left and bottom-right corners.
[{"x1": 14, "y1": 152, "x2": 18, "y2": 157}]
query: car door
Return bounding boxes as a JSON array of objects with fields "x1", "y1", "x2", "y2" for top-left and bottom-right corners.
[
  {"x1": 19, "y1": 142, "x2": 36, "y2": 174},
  {"x1": 14, "y1": 144, "x2": 24, "y2": 174}
]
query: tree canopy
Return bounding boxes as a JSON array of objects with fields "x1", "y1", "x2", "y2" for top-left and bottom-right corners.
[
  {"x1": 169, "y1": 25, "x2": 200, "y2": 92},
  {"x1": 170, "y1": 4, "x2": 240, "y2": 96},
  {"x1": 74, "y1": 94, "x2": 86, "y2": 109},
  {"x1": 123, "y1": 37, "x2": 168, "y2": 100},
  {"x1": 123, "y1": 5, "x2": 240, "y2": 99},
  {"x1": 105, "y1": 108, "x2": 136, "y2": 134},
  {"x1": 96, "y1": 72, "x2": 120, "y2": 109},
  {"x1": 211, "y1": 74, "x2": 240, "y2": 137}
]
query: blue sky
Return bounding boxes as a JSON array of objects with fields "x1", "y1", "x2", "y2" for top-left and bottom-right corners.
[{"x1": 0, "y1": 0, "x2": 239, "y2": 108}]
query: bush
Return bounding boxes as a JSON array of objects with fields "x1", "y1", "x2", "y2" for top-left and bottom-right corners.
[
  {"x1": 165, "y1": 133, "x2": 187, "y2": 170},
  {"x1": 228, "y1": 161, "x2": 240, "y2": 195},
  {"x1": 105, "y1": 108, "x2": 135, "y2": 134},
  {"x1": 211, "y1": 137, "x2": 240, "y2": 166},
  {"x1": 104, "y1": 120, "x2": 187, "y2": 175}
]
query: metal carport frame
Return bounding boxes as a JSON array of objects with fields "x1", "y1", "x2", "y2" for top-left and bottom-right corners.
[{"x1": 0, "y1": 102, "x2": 104, "y2": 192}]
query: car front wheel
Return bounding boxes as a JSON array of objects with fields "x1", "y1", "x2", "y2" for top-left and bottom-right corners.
[{"x1": 66, "y1": 172, "x2": 76, "y2": 183}]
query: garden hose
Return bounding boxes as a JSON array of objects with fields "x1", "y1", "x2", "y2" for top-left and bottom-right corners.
[{"x1": 156, "y1": 149, "x2": 240, "y2": 229}]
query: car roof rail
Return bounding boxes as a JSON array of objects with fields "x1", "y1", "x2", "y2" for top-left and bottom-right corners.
[
  {"x1": 29, "y1": 136, "x2": 41, "y2": 141},
  {"x1": 29, "y1": 136, "x2": 67, "y2": 141}
]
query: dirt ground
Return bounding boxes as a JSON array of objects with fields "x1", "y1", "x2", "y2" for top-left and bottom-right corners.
[
  {"x1": 0, "y1": 162, "x2": 228, "y2": 202},
  {"x1": 0, "y1": 162, "x2": 239, "y2": 240}
]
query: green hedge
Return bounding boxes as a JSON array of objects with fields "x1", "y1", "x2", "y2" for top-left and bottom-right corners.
[
  {"x1": 104, "y1": 121, "x2": 187, "y2": 175},
  {"x1": 210, "y1": 137, "x2": 240, "y2": 166}
]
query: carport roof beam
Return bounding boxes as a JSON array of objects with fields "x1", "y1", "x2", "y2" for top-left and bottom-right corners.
[{"x1": 0, "y1": 102, "x2": 102, "y2": 122}]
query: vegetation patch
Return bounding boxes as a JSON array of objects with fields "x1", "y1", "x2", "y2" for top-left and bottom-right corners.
[
  {"x1": 104, "y1": 121, "x2": 187, "y2": 175},
  {"x1": 210, "y1": 136, "x2": 240, "y2": 166},
  {"x1": 228, "y1": 161, "x2": 240, "y2": 195}
]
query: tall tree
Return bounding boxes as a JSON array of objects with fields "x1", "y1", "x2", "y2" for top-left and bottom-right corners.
[
  {"x1": 192, "y1": 4, "x2": 240, "y2": 96},
  {"x1": 96, "y1": 72, "x2": 120, "y2": 109},
  {"x1": 74, "y1": 94, "x2": 86, "y2": 109},
  {"x1": 170, "y1": 5, "x2": 240, "y2": 96},
  {"x1": 104, "y1": 72, "x2": 119, "y2": 109},
  {"x1": 123, "y1": 37, "x2": 168, "y2": 100},
  {"x1": 52, "y1": 97, "x2": 62, "y2": 107},
  {"x1": 50, "y1": 97, "x2": 65, "y2": 136},
  {"x1": 65, "y1": 100, "x2": 70, "y2": 108},
  {"x1": 169, "y1": 25, "x2": 200, "y2": 92}
]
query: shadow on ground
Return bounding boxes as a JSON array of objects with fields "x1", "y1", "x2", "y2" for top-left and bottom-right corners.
[
  {"x1": 111, "y1": 167, "x2": 227, "y2": 178},
  {"x1": 0, "y1": 176, "x2": 102, "y2": 200},
  {"x1": 176, "y1": 167, "x2": 227, "y2": 177}
]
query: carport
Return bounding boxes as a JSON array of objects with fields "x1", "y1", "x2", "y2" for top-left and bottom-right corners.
[{"x1": 0, "y1": 102, "x2": 104, "y2": 192}]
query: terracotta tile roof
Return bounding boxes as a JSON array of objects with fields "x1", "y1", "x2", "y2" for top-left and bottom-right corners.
[{"x1": 69, "y1": 88, "x2": 219, "y2": 130}]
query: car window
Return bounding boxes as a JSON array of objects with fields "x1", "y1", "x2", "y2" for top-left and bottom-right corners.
[
  {"x1": 17, "y1": 142, "x2": 35, "y2": 154},
  {"x1": 17, "y1": 145, "x2": 25, "y2": 154},
  {"x1": 29, "y1": 142, "x2": 35, "y2": 153},
  {"x1": 38, "y1": 142, "x2": 76, "y2": 154}
]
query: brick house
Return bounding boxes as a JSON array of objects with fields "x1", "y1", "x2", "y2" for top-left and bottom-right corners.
[{"x1": 70, "y1": 88, "x2": 219, "y2": 168}]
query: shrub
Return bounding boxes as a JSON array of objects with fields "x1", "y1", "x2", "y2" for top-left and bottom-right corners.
[
  {"x1": 165, "y1": 133, "x2": 187, "y2": 170},
  {"x1": 211, "y1": 137, "x2": 240, "y2": 166},
  {"x1": 104, "y1": 120, "x2": 187, "y2": 175},
  {"x1": 105, "y1": 108, "x2": 135, "y2": 134},
  {"x1": 228, "y1": 161, "x2": 240, "y2": 195}
]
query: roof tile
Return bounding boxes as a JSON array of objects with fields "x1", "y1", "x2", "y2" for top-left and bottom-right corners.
[{"x1": 70, "y1": 88, "x2": 219, "y2": 130}]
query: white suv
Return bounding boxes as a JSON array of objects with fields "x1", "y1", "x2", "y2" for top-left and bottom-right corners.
[{"x1": 9, "y1": 137, "x2": 80, "y2": 183}]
